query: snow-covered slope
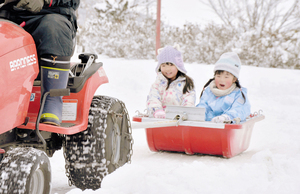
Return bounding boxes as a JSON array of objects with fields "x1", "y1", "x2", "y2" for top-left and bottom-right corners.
[{"x1": 50, "y1": 56, "x2": 300, "y2": 194}]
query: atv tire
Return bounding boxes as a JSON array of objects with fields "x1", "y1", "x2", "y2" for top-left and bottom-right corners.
[
  {"x1": 63, "y1": 95, "x2": 132, "y2": 190},
  {"x1": 0, "y1": 147, "x2": 51, "y2": 194}
]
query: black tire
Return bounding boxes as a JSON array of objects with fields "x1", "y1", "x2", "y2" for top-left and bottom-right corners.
[
  {"x1": 0, "y1": 147, "x2": 51, "y2": 194},
  {"x1": 63, "y1": 95, "x2": 133, "y2": 191}
]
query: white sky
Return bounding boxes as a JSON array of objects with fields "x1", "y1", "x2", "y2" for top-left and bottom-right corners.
[{"x1": 160, "y1": 0, "x2": 222, "y2": 26}]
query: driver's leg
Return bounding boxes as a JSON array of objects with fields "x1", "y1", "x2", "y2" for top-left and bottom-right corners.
[{"x1": 28, "y1": 14, "x2": 75, "y2": 126}]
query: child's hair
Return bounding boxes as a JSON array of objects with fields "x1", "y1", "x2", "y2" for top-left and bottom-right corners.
[
  {"x1": 160, "y1": 67, "x2": 194, "y2": 94},
  {"x1": 199, "y1": 70, "x2": 246, "y2": 102},
  {"x1": 166, "y1": 71, "x2": 194, "y2": 94}
]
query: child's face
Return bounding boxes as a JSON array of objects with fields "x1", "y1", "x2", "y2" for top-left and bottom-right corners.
[
  {"x1": 160, "y1": 62, "x2": 178, "y2": 81},
  {"x1": 214, "y1": 71, "x2": 237, "y2": 90}
]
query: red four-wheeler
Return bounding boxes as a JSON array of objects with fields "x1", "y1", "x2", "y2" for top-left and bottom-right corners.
[{"x1": 0, "y1": 14, "x2": 133, "y2": 194}]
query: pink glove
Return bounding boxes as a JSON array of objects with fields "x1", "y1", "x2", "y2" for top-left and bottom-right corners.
[
  {"x1": 153, "y1": 109, "x2": 166, "y2": 119},
  {"x1": 211, "y1": 114, "x2": 230, "y2": 123}
]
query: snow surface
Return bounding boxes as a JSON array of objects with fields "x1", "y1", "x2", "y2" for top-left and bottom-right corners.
[
  {"x1": 50, "y1": 56, "x2": 300, "y2": 194},
  {"x1": 50, "y1": 1, "x2": 300, "y2": 193}
]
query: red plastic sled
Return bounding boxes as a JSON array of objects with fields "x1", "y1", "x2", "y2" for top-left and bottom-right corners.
[{"x1": 132, "y1": 114, "x2": 264, "y2": 158}]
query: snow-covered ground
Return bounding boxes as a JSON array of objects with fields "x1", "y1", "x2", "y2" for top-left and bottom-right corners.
[{"x1": 50, "y1": 55, "x2": 300, "y2": 194}]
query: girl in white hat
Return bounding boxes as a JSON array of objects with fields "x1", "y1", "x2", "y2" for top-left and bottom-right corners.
[
  {"x1": 146, "y1": 44, "x2": 196, "y2": 118},
  {"x1": 196, "y1": 52, "x2": 251, "y2": 123}
]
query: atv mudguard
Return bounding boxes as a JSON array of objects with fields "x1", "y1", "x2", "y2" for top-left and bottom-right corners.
[{"x1": 0, "y1": 19, "x2": 39, "y2": 132}]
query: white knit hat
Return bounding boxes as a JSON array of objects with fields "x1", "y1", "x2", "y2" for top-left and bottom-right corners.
[
  {"x1": 214, "y1": 52, "x2": 241, "y2": 78},
  {"x1": 155, "y1": 44, "x2": 187, "y2": 74}
]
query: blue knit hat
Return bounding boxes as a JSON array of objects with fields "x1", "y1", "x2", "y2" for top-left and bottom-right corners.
[
  {"x1": 214, "y1": 52, "x2": 241, "y2": 78},
  {"x1": 155, "y1": 44, "x2": 187, "y2": 74}
]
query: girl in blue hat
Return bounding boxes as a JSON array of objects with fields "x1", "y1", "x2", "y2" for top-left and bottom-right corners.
[{"x1": 196, "y1": 52, "x2": 251, "y2": 123}]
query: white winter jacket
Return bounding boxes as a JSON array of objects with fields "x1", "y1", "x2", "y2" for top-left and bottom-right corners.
[{"x1": 146, "y1": 73, "x2": 196, "y2": 114}]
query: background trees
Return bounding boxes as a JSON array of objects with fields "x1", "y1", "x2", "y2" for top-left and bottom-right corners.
[
  {"x1": 202, "y1": 0, "x2": 300, "y2": 68},
  {"x1": 77, "y1": 0, "x2": 300, "y2": 69}
]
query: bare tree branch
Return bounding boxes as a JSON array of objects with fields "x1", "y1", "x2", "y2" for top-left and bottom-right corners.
[
  {"x1": 200, "y1": 0, "x2": 300, "y2": 34},
  {"x1": 275, "y1": 0, "x2": 299, "y2": 32}
]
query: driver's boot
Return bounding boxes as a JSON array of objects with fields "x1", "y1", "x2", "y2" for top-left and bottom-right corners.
[{"x1": 39, "y1": 55, "x2": 70, "y2": 126}]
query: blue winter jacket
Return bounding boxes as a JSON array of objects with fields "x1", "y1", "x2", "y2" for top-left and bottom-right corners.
[{"x1": 196, "y1": 87, "x2": 251, "y2": 123}]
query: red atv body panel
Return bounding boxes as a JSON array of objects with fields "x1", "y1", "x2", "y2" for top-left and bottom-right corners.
[
  {"x1": 0, "y1": 20, "x2": 39, "y2": 132},
  {"x1": 17, "y1": 66, "x2": 109, "y2": 134}
]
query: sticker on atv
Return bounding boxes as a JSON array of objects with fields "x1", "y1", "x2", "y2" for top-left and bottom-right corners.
[{"x1": 62, "y1": 99, "x2": 78, "y2": 121}]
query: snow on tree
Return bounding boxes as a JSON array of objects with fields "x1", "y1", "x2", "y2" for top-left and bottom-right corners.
[{"x1": 76, "y1": 0, "x2": 300, "y2": 69}]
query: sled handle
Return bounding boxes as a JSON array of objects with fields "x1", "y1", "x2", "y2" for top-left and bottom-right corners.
[
  {"x1": 131, "y1": 119, "x2": 178, "y2": 129},
  {"x1": 131, "y1": 113, "x2": 186, "y2": 129}
]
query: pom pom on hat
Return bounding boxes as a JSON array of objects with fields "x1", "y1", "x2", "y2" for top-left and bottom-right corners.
[
  {"x1": 156, "y1": 44, "x2": 187, "y2": 74},
  {"x1": 214, "y1": 52, "x2": 241, "y2": 78}
]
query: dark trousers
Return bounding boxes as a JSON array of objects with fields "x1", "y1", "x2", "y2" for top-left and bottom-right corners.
[{"x1": 21, "y1": 13, "x2": 76, "y2": 57}]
